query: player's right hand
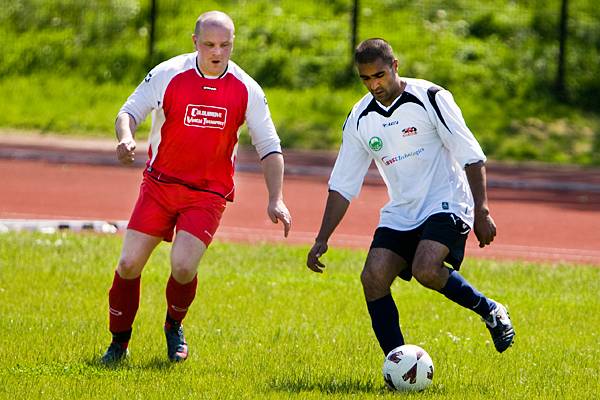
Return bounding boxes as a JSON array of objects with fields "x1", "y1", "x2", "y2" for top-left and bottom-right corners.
[
  {"x1": 306, "y1": 241, "x2": 328, "y2": 273},
  {"x1": 116, "y1": 138, "x2": 136, "y2": 165}
]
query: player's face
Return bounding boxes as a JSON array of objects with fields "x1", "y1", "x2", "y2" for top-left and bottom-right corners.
[
  {"x1": 357, "y1": 58, "x2": 401, "y2": 106},
  {"x1": 193, "y1": 24, "x2": 234, "y2": 76}
]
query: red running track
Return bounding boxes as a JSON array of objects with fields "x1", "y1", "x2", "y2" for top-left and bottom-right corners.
[{"x1": 1, "y1": 159, "x2": 599, "y2": 265}]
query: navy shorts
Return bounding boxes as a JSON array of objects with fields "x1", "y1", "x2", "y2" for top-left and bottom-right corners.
[{"x1": 369, "y1": 212, "x2": 471, "y2": 281}]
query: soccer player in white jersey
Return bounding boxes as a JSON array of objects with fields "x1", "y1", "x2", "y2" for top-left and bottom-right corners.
[
  {"x1": 306, "y1": 38, "x2": 514, "y2": 359},
  {"x1": 101, "y1": 11, "x2": 291, "y2": 364}
]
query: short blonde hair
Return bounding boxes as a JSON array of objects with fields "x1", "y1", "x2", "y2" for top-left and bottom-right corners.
[{"x1": 194, "y1": 11, "x2": 235, "y2": 36}]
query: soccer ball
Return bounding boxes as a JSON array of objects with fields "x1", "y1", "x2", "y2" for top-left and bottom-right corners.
[{"x1": 382, "y1": 344, "x2": 434, "y2": 392}]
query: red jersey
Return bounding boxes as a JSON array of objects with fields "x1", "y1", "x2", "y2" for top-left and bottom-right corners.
[{"x1": 119, "y1": 53, "x2": 281, "y2": 201}]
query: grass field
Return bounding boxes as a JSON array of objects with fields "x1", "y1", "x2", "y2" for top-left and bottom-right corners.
[{"x1": 1, "y1": 232, "x2": 598, "y2": 399}]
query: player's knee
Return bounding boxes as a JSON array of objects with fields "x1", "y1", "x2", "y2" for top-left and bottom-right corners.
[
  {"x1": 360, "y1": 267, "x2": 375, "y2": 287},
  {"x1": 412, "y1": 263, "x2": 443, "y2": 289},
  {"x1": 171, "y1": 260, "x2": 197, "y2": 284},
  {"x1": 361, "y1": 268, "x2": 388, "y2": 299},
  {"x1": 116, "y1": 256, "x2": 143, "y2": 279}
]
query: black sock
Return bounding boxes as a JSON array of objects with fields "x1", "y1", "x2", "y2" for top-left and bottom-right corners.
[
  {"x1": 165, "y1": 312, "x2": 181, "y2": 330},
  {"x1": 439, "y1": 268, "x2": 494, "y2": 317},
  {"x1": 366, "y1": 294, "x2": 405, "y2": 356},
  {"x1": 111, "y1": 329, "x2": 132, "y2": 348}
]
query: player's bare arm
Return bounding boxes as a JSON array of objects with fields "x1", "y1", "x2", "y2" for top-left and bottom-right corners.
[
  {"x1": 465, "y1": 160, "x2": 497, "y2": 248},
  {"x1": 260, "y1": 153, "x2": 291, "y2": 237},
  {"x1": 115, "y1": 113, "x2": 138, "y2": 165},
  {"x1": 307, "y1": 190, "x2": 350, "y2": 273}
]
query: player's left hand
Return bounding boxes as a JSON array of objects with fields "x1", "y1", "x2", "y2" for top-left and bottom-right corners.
[
  {"x1": 267, "y1": 199, "x2": 291, "y2": 237},
  {"x1": 474, "y1": 212, "x2": 496, "y2": 248}
]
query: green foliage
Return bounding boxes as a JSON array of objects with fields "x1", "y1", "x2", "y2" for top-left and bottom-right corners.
[
  {"x1": 261, "y1": 87, "x2": 361, "y2": 149},
  {"x1": 0, "y1": 232, "x2": 599, "y2": 398},
  {"x1": 0, "y1": 0, "x2": 599, "y2": 164},
  {"x1": 0, "y1": 0, "x2": 148, "y2": 82}
]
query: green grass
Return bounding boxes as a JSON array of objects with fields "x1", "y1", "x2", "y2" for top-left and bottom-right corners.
[
  {"x1": 0, "y1": 75, "x2": 150, "y2": 137},
  {"x1": 0, "y1": 232, "x2": 599, "y2": 399}
]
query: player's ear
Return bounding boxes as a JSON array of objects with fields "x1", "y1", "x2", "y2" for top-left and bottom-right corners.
[
  {"x1": 192, "y1": 34, "x2": 198, "y2": 48},
  {"x1": 392, "y1": 59, "x2": 398, "y2": 73}
]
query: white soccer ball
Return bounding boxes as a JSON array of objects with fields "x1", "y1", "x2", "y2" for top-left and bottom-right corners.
[{"x1": 382, "y1": 344, "x2": 434, "y2": 392}]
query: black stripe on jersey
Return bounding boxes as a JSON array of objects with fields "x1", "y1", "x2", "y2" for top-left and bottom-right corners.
[
  {"x1": 218, "y1": 65, "x2": 229, "y2": 78},
  {"x1": 196, "y1": 58, "x2": 204, "y2": 77},
  {"x1": 356, "y1": 92, "x2": 425, "y2": 129},
  {"x1": 427, "y1": 86, "x2": 452, "y2": 134},
  {"x1": 196, "y1": 58, "x2": 229, "y2": 79},
  {"x1": 260, "y1": 150, "x2": 283, "y2": 161},
  {"x1": 341, "y1": 110, "x2": 352, "y2": 131}
]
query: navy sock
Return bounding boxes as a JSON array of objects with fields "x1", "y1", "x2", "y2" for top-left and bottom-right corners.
[
  {"x1": 366, "y1": 294, "x2": 405, "y2": 356},
  {"x1": 439, "y1": 268, "x2": 494, "y2": 317}
]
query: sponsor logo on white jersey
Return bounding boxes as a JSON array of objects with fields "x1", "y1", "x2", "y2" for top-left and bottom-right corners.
[
  {"x1": 381, "y1": 147, "x2": 425, "y2": 166},
  {"x1": 184, "y1": 104, "x2": 227, "y2": 129},
  {"x1": 368, "y1": 136, "x2": 383, "y2": 151},
  {"x1": 401, "y1": 126, "x2": 418, "y2": 137}
]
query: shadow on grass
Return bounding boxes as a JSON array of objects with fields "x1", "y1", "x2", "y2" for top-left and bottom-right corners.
[
  {"x1": 84, "y1": 355, "x2": 133, "y2": 371},
  {"x1": 84, "y1": 355, "x2": 176, "y2": 371},
  {"x1": 269, "y1": 376, "x2": 382, "y2": 395},
  {"x1": 140, "y1": 356, "x2": 177, "y2": 370}
]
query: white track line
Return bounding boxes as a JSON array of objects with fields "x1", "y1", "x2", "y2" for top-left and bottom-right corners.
[{"x1": 1, "y1": 219, "x2": 598, "y2": 265}]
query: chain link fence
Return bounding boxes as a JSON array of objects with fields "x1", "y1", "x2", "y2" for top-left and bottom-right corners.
[{"x1": 1, "y1": 1, "x2": 598, "y2": 104}]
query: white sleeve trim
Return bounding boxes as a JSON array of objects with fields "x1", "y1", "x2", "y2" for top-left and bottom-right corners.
[{"x1": 327, "y1": 187, "x2": 354, "y2": 202}]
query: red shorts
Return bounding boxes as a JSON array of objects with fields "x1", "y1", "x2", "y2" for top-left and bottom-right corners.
[{"x1": 127, "y1": 175, "x2": 226, "y2": 245}]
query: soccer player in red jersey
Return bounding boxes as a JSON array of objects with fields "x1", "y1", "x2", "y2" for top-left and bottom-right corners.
[{"x1": 102, "y1": 11, "x2": 291, "y2": 364}]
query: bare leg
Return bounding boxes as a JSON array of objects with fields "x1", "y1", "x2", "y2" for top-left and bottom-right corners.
[
  {"x1": 116, "y1": 229, "x2": 162, "y2": 279},
  {"x1": 165, "y1": 230, "x2": 207, "y2": 323},
  {"x1": 170, "y1": 230, "x2": 207, "y2": 284},
  {"x1": 361, "y1": 248, "x2": 406, "y2": 301},
  {"x1": 104, "y1": 229, "x2": 162, "y2": 360},
  {"x1": 163, "y1": 230, "x2": 208, "y2": 362},
  {"x1": 412, "y1": 239, "x2": 495, "y2": 318},
  {"x1": 411, "y1": 239, "x2": 450, "y2": 290},
  {"x1": 361, "y1": 248, "x2": 408, "y2": 355}
]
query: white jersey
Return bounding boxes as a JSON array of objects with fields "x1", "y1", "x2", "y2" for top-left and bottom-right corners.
[{"x1": 329, "y1": 78, "x2": 486, "y2": 230}]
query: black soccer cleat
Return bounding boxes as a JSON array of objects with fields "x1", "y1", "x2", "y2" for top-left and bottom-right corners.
[
  {"x1": 164, "y1": 323, "x2": 188, "y2": 362},
  {"x1": 101, "y1": 342, "x2": 129, "y2": 365},
  {"x1": 483, "y1": 301, "x2": 515, "y2": 353}
]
